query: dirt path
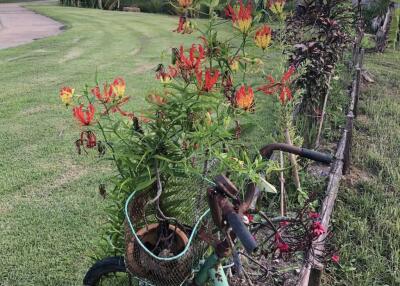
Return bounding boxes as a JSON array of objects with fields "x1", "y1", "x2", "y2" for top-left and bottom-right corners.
[{"x1": 0, "y1": 2, "x2": 63, "y2": 49}]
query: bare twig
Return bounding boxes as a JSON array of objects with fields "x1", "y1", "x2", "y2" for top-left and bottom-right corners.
[
  {"x1": 238, "y1": 251, "x2": 270, "y2": 275},
  {"x1": 242, "y1": 268, "x2": 254, "y2": 286},
  {"x1": 315, "y1": 74, "x2": 333, "y2": 148}
]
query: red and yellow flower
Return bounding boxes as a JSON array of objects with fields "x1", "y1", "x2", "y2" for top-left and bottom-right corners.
[
  {"x1": 267, "y1": 0, "x2": 285, "y2": 15},
  {"x1": 156, "y1": 65, "x2": 178, "y2": 84},
  {"x1": 73, "y1": 104, "x2": 95, "y2": 126},
  {"x1": 229, "y1": 58, "x2": 240, "y2": 72},
  {"x1": 195, "y1": 69, "x2": 220, "y2": 92},
  {"x1": 111, "y1": 77, "x2": 126, "y2": 98},
  {"x1": 235, "y1": 85, "x2": 254, "y2": 111},
  {"x1": 178, "y1": 0, "x2": 192, "y2": 8},
  {"x1": 91, "y1": 83, "x2": 114, "y2": 103},
  {"x1": 254, "y1": 25, "x2": 272, "y2": 50},
  {"x1": 174, "y1": 16, "x2": 193, "y2": 34},
  {"x1": 148, "y1": 93, "x2": 167, "y2": 106},
  {"x1": 205, "y1": 111, "x2": 212, "y2": 126},
  {"x1": 258, "y1": 66, "x2": 296, "y2": 104},
  {"x1": 225, "y1": 0, "x2": 253, "y2": 34},
  {"x1": 60, "y1": 87, "x2": 75, "y2": 106},
  {"x1": 178, "y1": 44, "x2": 205, "y2": 71}
]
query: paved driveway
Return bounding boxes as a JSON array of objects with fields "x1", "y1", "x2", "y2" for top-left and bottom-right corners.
[{"x1": 0, "y1": 2, "x2": 63, "y2": 49}]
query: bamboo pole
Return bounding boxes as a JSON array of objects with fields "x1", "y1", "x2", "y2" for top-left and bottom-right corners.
[
  {"x1": 284, "y1": 129, "x2": 302, "y2": 192},
  {"x1": 343, "y1": 112, "x2": 354, "y2": 175},
  {"x1": 297, "y1": 132, "x2": 347, "y2": 286},
  {"x1": 315, "y1": 74, "x2": 333, "y2": 148},
  {"x1": 353, "y1": 68, "x2": 362, "y2": 117},
  {"x1": 279, "y1": 151, "x2": 286, "y2": 217}
]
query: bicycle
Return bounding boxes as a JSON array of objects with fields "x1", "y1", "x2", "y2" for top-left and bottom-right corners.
[{"x1": 83, "y1": 143, "x2": 332, "y2": 286}]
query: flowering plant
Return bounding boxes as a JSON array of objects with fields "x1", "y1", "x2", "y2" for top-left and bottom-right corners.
[{"x1": 60, "y1": 0, "x2": 301, "y2": 258}]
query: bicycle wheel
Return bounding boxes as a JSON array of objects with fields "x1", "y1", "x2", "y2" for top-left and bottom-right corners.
[{"x1": 83, "y1": 256, "x2": 132, "y2": 286}]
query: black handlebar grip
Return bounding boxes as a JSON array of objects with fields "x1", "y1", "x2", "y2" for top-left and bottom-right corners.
[
  {"x1": 226, "y1": 212, "x2": 258, "y2": 254},
  {"x1": 300, "y1": 148, "x2": 333, "y2": 164}
]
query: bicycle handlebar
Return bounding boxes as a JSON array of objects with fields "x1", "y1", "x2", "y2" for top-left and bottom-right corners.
[
  {"x1": 259, "y1": 143, "x2": 333, "y2": 164},
  {"x1": 226, "y1": 211, "x2": 258, "y2": 254}
]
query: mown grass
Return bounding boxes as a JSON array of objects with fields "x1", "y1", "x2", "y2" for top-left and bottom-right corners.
[
  {"x1": 0, "y1": 3, "x2": 283, "y2": 285},
  {"x1": 326, "y1": 50, "x2": 400, "y2": 285}
]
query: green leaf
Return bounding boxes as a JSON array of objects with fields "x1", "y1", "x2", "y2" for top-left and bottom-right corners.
[
  {"x1": 210, "y1": 0, "x2": 219, "y2": 8},
  {"x1": 257, "y1": 175, "x2": 277, "y2": 193},
  {"x1": 134, "y1": 177, "x2": 156, "y2": 192}
]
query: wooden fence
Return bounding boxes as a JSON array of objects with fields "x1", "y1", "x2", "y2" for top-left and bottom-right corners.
[{"x1": 296, "y1": 31, "x2": 365, "y2": 286}]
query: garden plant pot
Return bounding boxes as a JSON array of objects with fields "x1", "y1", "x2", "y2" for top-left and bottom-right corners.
[{"x1": 125, "y1": 222, "x2": 194, "y2": 285}]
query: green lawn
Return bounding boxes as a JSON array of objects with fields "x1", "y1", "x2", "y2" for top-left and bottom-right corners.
[
  {"x1": 0, "y1": 3, "x2": 281, "y2": 285},
  {"x1": 328, "y1": 50, "x2": 400, "y2": 285}
]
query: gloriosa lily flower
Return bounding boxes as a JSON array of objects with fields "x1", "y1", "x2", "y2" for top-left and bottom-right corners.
[
  {"x1": 73, "y1": 104, "x2": 95, "y2": 126},
  {"x1": 279, "y1": 86, "x2": 292, "y2": 104},
  {"x1": 178, "y1": 0, "x2": 192, "y2": 8},
  {"x1": 112, "y1": 77, "x2": 126, "y2": 98},
  {"x1": 91, "y1": 83, "x2": 114, "y2": 103},
  {"x1": 75, "y1": 130, "x2": 97, "y2": 155},
  {"x1": 178, "y1": 44, "x2": 205, "y2": 71},
  {"x1": 174, "y1": 16, "x2": 193, "y2": 34},
  {"x1": 225, "y1": 0, "x2": 253, "y2": 34},
  {"x1": 229, "y1": 58, "x2": 240, "y2": 72},
  {"x1": 148, "y1": 93, "x2": 167, "y2": 106},
  {"x1": 196, "y1": 69, "x2": 220, "y2": 92},
  {"x1": 60, "y1": 87, "x2": 75, "y2": 106},
  {"x1": 235, "y1": 85, "x2": 254, "y2": 111},
  {"x1": 205, "y1": 111, "x2": 212, "y2": 126},
  {"x1": 267, "y1": 0, "x2": 285, "y2": 15},
  {"x1": 255, "y1": 25, "x2": 272, "y2": 50},
  {"x1": 109, "y1": 96, "x2": 134, "y2": 118},
  {"x1": 257, "y1": 66, "x2": 296, "y2": 104},
  {"x1": 156, "y1": 65, "x2": 178, "y2": 84}
]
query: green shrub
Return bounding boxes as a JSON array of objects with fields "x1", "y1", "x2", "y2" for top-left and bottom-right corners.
[{"x1": 120, "y1": 0, "x2": 175, "y2": 13}]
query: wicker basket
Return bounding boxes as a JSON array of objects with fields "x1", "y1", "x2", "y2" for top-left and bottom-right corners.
[{"x1": 124, "y1": 177, "x2": 212, "y2": 286}]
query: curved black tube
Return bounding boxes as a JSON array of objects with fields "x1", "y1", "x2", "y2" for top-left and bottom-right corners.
[
  {"x1": 259, "y1": 143, "x2": 333, "y2": 165},
  {"x1": 226, "y1": 212, "x2": 258, "y2": 254}
]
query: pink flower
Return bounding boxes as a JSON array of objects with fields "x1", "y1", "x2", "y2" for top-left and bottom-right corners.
[
  {"x1": 274, "y1": 232, "x2": 290, "y2": 253},
  {"x1": 311, "y1": 221, "x2": 325, "y2": 237},
  {"x1": 332, "y1": 254, "x2": 340, "y2": 264},
  {"x1": 277, "y1": 241, "x2": 290, "y2": 252},
  {"x1": 308, "y1": 212, "x2": 320, "y2": 220},
  {"x1": 279, "y1": 220, "x2": 289, "y2": 227}
]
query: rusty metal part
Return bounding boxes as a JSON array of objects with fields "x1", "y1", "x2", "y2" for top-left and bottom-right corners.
[
  {"x1": 207, "y1": 188, "x2": 224, "y2": 229},
  {"x1": 214, "y1": 175, "x2": 239, "y2": 200},
  {"x1": 239, "y1": 182, "x2": 258, "y2": 214}
]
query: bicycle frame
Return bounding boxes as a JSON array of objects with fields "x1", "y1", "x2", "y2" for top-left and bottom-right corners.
[
  {"x1": 191, "y1": 144, "x2": 332, "y2": 286},
  {"x1": 194, "y1": 253, "x2": 229, "y2": 286}
]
